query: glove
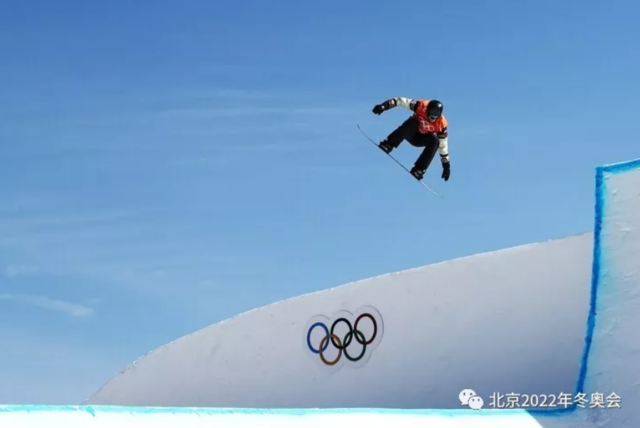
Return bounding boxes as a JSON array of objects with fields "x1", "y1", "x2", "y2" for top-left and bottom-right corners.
[
  {"x1": 372, "y1": 99, "x2": 394, "y2": 115},
  {"x1": 372, "y1": 103, "x2": 386, "y2": 115},
  {"x1": 441, "y1": 160, "x2": 450, "y2": 181}
]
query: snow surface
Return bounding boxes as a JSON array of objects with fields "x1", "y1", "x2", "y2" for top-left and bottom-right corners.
[
  {"x1": 1, "y1": 158, "x2": 638, "y2": 427},
  {"x1": 0, "y1": 406, "x2": 547, "y2": 428},
  {"x1": 84, "y1": 233, "x2": 593, "y2": 409}
]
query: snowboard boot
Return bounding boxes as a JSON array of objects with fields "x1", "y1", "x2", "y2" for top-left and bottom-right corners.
[
  {"x1": 378, "y1": 140, "x2": 394, "y2": 154},
  {"x1": 410, "y1": 166, "x2": 426, "y2": 181}
]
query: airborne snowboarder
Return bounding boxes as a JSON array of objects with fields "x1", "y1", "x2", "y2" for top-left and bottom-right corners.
[{"x1": 372, "y1": 97, "x2": 450, "y2": 182}]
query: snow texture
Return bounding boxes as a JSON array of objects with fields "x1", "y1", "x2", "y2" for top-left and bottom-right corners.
[
  {"x1": 1, "y1": 158, "x2": 638, "y2": 427},
  {"x1": 84, "y1": 233, "x2": 592, "y2": 409}
]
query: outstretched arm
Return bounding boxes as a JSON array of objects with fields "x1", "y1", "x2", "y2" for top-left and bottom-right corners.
[
  {"x1": 389, "y1": 97, "x2": 418, "y2": 110},
  {"x1": 372, "y1": 97, "x2": 417, "y2": 114}
]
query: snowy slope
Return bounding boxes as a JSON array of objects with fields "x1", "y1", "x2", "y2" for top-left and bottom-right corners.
[{"x1": 85, "y1": 233, "x2": 592, "y2": 409}]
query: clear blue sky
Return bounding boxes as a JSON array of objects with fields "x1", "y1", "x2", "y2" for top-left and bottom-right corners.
[{"x1": 1, "y1": 0, "x2": 639, "y2": 404}]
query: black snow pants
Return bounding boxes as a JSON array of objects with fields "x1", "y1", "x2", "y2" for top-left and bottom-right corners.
[{"x1": 384, "y1": 117, "x2": 439, "y2": 171}]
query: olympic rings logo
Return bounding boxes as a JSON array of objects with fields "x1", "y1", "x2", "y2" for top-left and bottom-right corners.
[
  {"x1": 418, "y1": 117, "x2": 435, "y2": 133},
  {"x1": 304, "y1": 306, "x2": 383, "y2": 370}
]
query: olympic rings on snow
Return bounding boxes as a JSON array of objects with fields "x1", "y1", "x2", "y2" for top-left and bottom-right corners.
[{"x1": 305, "y1": 308, "x2": 383, "y2": 368}]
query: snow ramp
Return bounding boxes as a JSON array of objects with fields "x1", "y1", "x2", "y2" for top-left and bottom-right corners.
[{"x1": 1, "y1": 158, "x2": 639, "y2": 427}]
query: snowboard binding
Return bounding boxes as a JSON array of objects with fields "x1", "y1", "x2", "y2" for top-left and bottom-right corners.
[
  {"x1": 410, "y1": 166, "x2": 426, "y2": 181},
  {"x1": 378, "y1": 140, "x2": 394, "y2": 154}
]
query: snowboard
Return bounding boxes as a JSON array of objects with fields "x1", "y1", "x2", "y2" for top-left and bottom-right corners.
[{"x1": 357, "y1": 124, "x2": 442, "y2": 198}]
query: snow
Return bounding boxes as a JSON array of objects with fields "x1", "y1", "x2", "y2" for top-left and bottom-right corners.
[
  {"x1": 1, "y1": 158, "x2": 639, "y2": 427},
  {"x1": 83, "y1": 233, "x2": 593, "y2": 409},
  {"x1": 0, "y1": 406, "x2": 546, "y2": 428}
]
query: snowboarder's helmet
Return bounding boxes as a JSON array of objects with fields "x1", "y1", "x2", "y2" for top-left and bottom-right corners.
[{"x1": 426, "y1": 100, "x2": 443, "y2": 120}]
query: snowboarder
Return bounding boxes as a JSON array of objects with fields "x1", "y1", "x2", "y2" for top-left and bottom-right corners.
[{"x1": 372, "y1": 97, "x2": 450, "y2": 182}]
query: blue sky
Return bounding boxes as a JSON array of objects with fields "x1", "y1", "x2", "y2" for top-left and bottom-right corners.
[{"x1": 1, "y1": 0, "x2": 639, "y2": 404}]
